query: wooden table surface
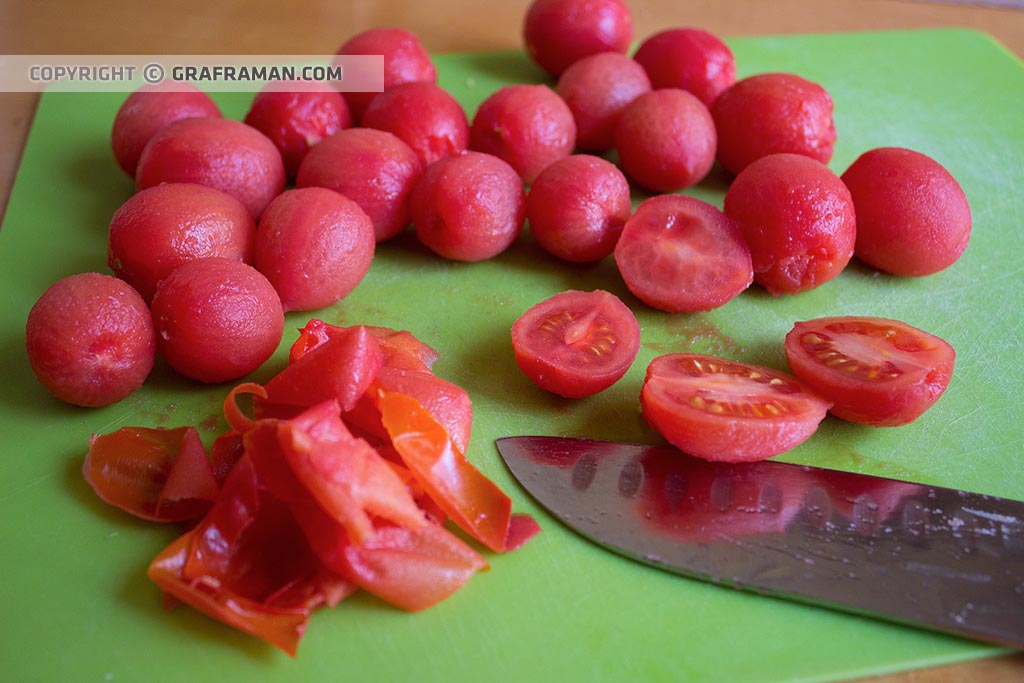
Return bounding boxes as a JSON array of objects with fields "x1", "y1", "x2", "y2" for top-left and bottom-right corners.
[{"x1": 1, "y1": 1, "x2": 1022, "y2": 680}]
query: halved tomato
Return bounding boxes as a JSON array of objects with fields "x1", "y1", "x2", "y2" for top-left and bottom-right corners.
[
  {"x1": 511, "y1": 289, "x2": 640, "y2": 398},
  {"x1": 613, "y1": 194, "x2": 752, "y2": 312},
  {"x1": 784, "y1": 316, "x2": 955, "y2": 426},
  {"x1": 641, "y1": 353, "x2": 831, "y2": 462}
]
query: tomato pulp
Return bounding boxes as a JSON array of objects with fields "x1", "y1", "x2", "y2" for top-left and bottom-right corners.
[
  {"x1": 784, "y1": 316, "x2": 956, "y2": 426},
  {"x1": 511, "y1": 289, "x2": 640, "y2": 398},
  {"x1": 641, "y1": 353, "x2": 832, "y2": 462}
]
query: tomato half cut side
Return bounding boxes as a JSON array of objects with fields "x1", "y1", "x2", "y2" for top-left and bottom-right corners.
[
  {"x1": 640, "y1": 353, "x2": 831, "y2": 462},
  {"x1": 784, "y1": 316, "x2": 956, "y2": 426},
  {"x1": 614, "y1": 194, "x2": 752, "y2": 312},
  {"x1": 511, "y1": 289, "x2": 640, "y2": 398}
]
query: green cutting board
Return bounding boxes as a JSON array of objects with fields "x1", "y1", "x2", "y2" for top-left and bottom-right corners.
[{"x1": 2, "y1": 28, "x2": 1022, "y2": 683}]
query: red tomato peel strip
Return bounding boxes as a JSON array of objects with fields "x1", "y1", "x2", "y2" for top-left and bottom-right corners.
[
  {"x1": 223, "y1": 382, "x2": 268, "y2": 433},
  {"x1": 84, "y1": 426, "x2": 218, "y2": 522},
  {"x1": 148, "y1": 530, "x2": 309, "y2": 657},
  {"x1": 378, "y1": 390, "x2": 538, "y2": 553},
  {"x1": 279, "y1": 400, "x2": 428, "y2": 544}
]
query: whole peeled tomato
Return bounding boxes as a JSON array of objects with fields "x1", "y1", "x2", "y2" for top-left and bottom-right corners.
[
  {"x1": 150, "y1": 258, "x2": 284, "y2": 384},
  {"x1": 410, "y1": 151, "x2": 526, "y2": 262},
  {"x1": 135, "y1": 117, "x2": 285, "y2": 220},
  {"x1": 712, "y1": 72, "x2": 836, "y2": 175},
  {"x1": 361, "y1": 81, "x2": 470, "y2": 166},
  {"x1": 296, "y1": 127, "x2": 424, "y2": 242},
  {"x1": 526, "y1": 154, "x2": 631, "y2": 263},
  {"x1": 615, "y1": 89, "x2": 716, "y2": 192},
  {"x1": 254, "y1": 187, "x2": 376, "y2": 312},
  {"x1": 841, "y1": 147, "x2": 972, "y2": 276},
  {"x1": 107, "y1": 183, "x2": 256, "y2": 302},
  {"x1": 336, "y1": 27, "x2": 437, "y2": 123},
  {"x1": 614, "y1": 194, "x2": 752, "y2": 312},
  {"x1": 25, "y1": 273, "x2": 155, "y2": 407},
  {"x1": 523, "y1": 0, "x2": 633, "y2": 77},
  {"x1": 556, "y1": 52, "x2": 652, "y2": 152},
  {"x1": 470, "y1": 84, "x2": 576, "y2": 184},
  {"x1": 632, "y1": 28, "x2": 736, "y2": 107},
  {"x1": 111, "y1": 83, "x2": 221, "y2": 177},
  {"x1": 243, "y1": 81, "x2": 352, "y2": 178},
  {"x1": 724, "y1": 153, "x2": 856, "y2": 296}
]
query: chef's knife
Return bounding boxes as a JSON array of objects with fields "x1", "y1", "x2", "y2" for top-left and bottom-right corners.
[{"x1": 495, "y1": 436, "x2": 1024, "y2": 649}]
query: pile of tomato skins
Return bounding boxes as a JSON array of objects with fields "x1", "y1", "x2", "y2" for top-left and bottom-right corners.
[{"x1": 84, "y1": 320, "x2": 540, "y2": 656}]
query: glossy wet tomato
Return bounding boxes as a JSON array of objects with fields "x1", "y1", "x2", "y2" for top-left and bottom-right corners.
[
  {"x1": 25, "y1": 273, "x2": 155, "y2": 407},
  {"x1": 526, "y1": 154, "x2": 631, "y2": 263},
  {"x1": 111, "y1": 83, "x2": 221, "y2": 177},
  {"x1": 632, "y1": 28, "x2": 736, "y2": 107},
  {"x1": 723, "y1": 153, "x2": 856, "y2": 296},
  {"x1": 135, "y1": 117, "x2": 285, "y2": 220},
  {"x1": 470, "y1": 84, "x2": 576, "y2": 183},
  {"x1": 296, "y1": 127, "x2": 424, "y2": 242},
  {"x1": 150, "y1": 258, "x2": 284, "y2": 383},
  {"x1": 841, "y1": 147, "x2": 972, "y2": 276},
  {"x1": 254, "y1": 187, "x2": 375, "y2": 312},
  {"x1": 410, "y1": 151, "x2": 525, "y2": 261},
  {"x1": 711, "y1": 72, "x2": 836, "y2": 175},
  {"x1": 641, "y1": 353, "x2": 831, "y2": 462},
  {"x1": 243, "y1": 81, "x2": 352, "y2": 178},
  {"x1": 108, "y1": 182, "x2": 255, "y2": 302},
  {"x1": 615, "y1": 89, "x2": 716, "y2": 192},
  {"x1": 361, "y1": 81, "x2": 470, "y2": 166},
  {"x1": 784, "y1": 316, "x2": 956, "y2": 426},
  {"x1": 336, "y1": 27, "x2": 437, "y2": 123},
  {"x1": 614, "y1": 194, "x2": 752, "y2": 312},
  {"x1": 523, "y1": 0, "x2": 633, "y2": 77},
  {"x1": 555, "y1": 51, "x2": 651, "y2": 152},
  {"x1": 511, "y1": 289, "x2": 640, "y2": 398}
]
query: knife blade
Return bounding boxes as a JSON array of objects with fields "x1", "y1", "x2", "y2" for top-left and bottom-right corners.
[{"x1": 495, "y1": 436, "x2": 1024, "y2": 649}]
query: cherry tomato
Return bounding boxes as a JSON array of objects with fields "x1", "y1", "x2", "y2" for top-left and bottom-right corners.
[
  {"x1": 555, "y1": 52, "x2": 651, "y2": 152},
  {"x1": 526, "y1": 154, "x2": 631, "y2": 263},
  {"x1": 523, "y1": 0, "x2": 633, "y2": 76},
  {"x1": 470, "y1": 84, "x2": 576, "y2": 183},
  {"x1": 841, "y1": 147, "x2": 972, "y2": 276},
  {"x1": 336, "y1": 27, "x2": 437, "y2": 123},
  {"x1": 254, "y1": 187, "x2": 375, "y2": 312},
  {"x1": 361, "y1": 81, "x2": 470, "y2": 166},
  {"x1": 614, "y1": 194, "x2": 752, "y2": 312},
  {"x1": 723, "y1": 153, "x2": 856, "y2": 296},
  {"x1": 135, "y1": 117, "x2": 285, "y2": 220},
  {"x1": 111, "y1": 83, "x2": 221, "y2": 177},
  {"x1": 296, "y1": 127, "x2": 424, "y2": 242},
  {"x1": 410, "y1": 151, "x2": 525, "y2": 262},
  {"x1": 108, "y1": 182, "x2": 255, "y2": 302},
  {"x1": 615, "y1": 89, "x2": 716, "y2": 192},
  {"x1": 711, "y1": 72, "x2": 836, "y2": 175},
  {"x1": 632, "y1": 28, "x2": 736, "y2": 107},
  {"x1": 150, "y1": 258, "x2": 284, "y2": 383},
  {"x1": 641, "y1": 353, "x2": 832, "y2": 462},
  {"x1": 243, "y1": 81, "x2": 352, "y2": 178},
  {"x1": 511, "y1": 289, "x2": 640, "y2": 398},
  {"x1": 25, "y1": 273, "x2": 155, "y2": 407},
  {"x1": 784, "y1": 316, "x2": 956, "y2": 427}
]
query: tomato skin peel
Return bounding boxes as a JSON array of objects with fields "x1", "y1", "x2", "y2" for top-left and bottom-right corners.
[{"x1": 88, "y1": 320, "x2": 538, "y2": 655}]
